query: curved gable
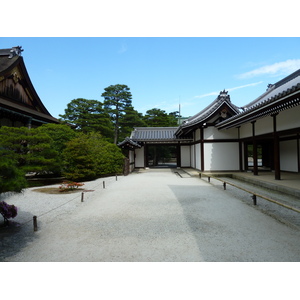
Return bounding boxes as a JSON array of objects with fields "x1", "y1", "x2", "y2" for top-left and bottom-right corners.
[{"x1": 0, "y1": 47, "x2": 58, "y2": 126}]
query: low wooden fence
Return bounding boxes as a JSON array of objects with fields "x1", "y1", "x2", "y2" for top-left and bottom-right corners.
[{"x1": 199, "y1": 173, "x2": 300, "y2": 214}]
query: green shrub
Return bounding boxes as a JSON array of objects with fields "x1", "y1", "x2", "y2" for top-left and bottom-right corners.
[
  {"x1": 62, "y1": 132, "x2": 124, "y2": 181},
  {"x1": 0, "y1": 158, "x2": 27, "y2": 194}
]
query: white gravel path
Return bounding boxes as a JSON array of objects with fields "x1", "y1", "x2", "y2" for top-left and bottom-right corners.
[{"x1": 1, "y1": 168, "x2": 300, "y2": 262}]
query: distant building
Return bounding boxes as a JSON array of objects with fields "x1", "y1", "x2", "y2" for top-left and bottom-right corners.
[
  {"x1": 0, "y1": 46, "x2": 58, "y2": 128},
  {"x1": 119, "y1": 70, "x2": 300, "y2": 180}
]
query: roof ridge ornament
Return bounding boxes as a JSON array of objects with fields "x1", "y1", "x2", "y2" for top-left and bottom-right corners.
[
  {"x1": 8, "y1": 46, "x2": 23, "y2": 58},
  {"x1": 218, "y1": 89, "x2": 230, "y2": 101}
]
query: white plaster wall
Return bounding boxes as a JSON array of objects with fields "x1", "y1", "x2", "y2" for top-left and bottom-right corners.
[
  {"x1": 204, "y1": 127, "x2": 238, "y2": 139},
  {"x1": 195, "y1": 129, "x2": 201, "y2": 141},
  {"x1": 181, "y1": 145, "x2": 191, "y2": 167},
  {"x1": 255, "y1": 116, "x2": 273, "y2": 136},
  {"x1": 195, "y1": 143, "x2": 201, "y2": 170},
  {"x1": 135, "y1": 147, "x2": 145, "y2": 168},
  {"x1": 277, "y1": 105, "x2": 300, "y2": 131},
  {"x1": 129, "y1": 150, "x2": 134, "y2": 162},
  {"x1": 129, "y1": 151, "x2": 135, "y2": 172},
  {"x1": 240, "y1": 123, "x2": 252, "y2": 138},
  {"x1": 191, "y1": 145, "x2": 195, "y2": 168},
  {"x1": 204, "y1": 142, "x2": 239, "y2": 171},
  {"x1": 280, "y1": 140, "x2": 298, "y2": 172}
]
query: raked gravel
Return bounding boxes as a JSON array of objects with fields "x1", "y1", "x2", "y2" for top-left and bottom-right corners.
[{"x1": 1, "y1": 168, "x2": 300, "y2": 262}]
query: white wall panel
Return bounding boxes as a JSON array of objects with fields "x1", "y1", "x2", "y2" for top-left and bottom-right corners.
[
  {"x1": 204, "y1": 142, "x2": 239, "y2": 171},
  {"x1": 240, "y1": 123, "x2": 252, "y2": 138},
  {"x1": 195, "y1": 129, "x2": 200, "y2": 140},
  {"x1": 191, "y1": 145, "x2": 195, "y2": 168},
  {"x1": 280, "y1": 140, "x2": 298, "y2": 172},
  {"x1": 204, "y1": 127, "x2": 238, "y2": 139},
  {"x1": 181, "y1": 145, "x2": 191, "y2": 167},
  {"x1": 277, "y1": 105, "x2": 300, "y2": 131},
  {"x1": 255, "y1": 116, "x2": 273, "y2": 136},
  {"x1": 135, "y1": 147, "x2": 144, "y2": 168},
  {"x1": 195, "y1": 143, "x2": 201, "y2": 170}
]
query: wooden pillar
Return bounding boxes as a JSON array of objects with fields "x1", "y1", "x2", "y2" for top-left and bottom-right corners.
[
  {"x1": 297, "y1": 133, "x2": 300, "y2": 173},
  {"x1": 244, "y1": 142, "x2": 249, "y2": 172},
  {"x1": 272, "y1": 114, "x2": 280, "y2": 180},
  {"x1": 252, "y1": 121, "x2": 258, "y2": 175},
  {"x1": 200, "y1": 127, "x2": 204, "y2": 171},
  {"x1": 238, "y1": 127, "x2": 243, "y2": 171}
]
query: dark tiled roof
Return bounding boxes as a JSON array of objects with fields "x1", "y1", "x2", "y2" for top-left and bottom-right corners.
[
  {"x1": 175, "y1": 90, "x2": 240, "y2": 137},
  {"x1": 0, "y1": 46, "x2": 59, "y2": 124},
  {"x1": 131, "y1": 127, "x2": 179, "y2": 141},
  {"x1": 0, "y1": 46, "x2": 23, "y2": 73},
  {"x1": 244, "y1": 69, "x2": 300, "y2": 109},
  {"x1": 0, "y1": 55, "x2": 19, "y2": 73},
  {"x1": 118, "y1": 137, "x2": 141, "y2": 149}
]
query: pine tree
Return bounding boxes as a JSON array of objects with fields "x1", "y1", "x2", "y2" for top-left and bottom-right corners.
[{"x1": 101, "y1": 84, "x2": 133, "y2": 144}]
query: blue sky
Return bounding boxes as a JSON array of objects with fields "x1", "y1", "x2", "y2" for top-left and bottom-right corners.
[{"x1": 2, "y1": 37, "x2": 300, "y2": 119}]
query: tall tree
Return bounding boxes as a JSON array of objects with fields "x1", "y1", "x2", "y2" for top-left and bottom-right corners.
[
  {"x1": 118, "y1": 106, "x2": 147, "y2": 141},
  {"x1": 143, "y1": 108, "x2": 179, "y2": 127},
  {"x1": 59, "y1": 98, "x2": 114, "y2": 141},
  {"x1": 101, "y1": 84, "x2": 133, "y2": 144}
]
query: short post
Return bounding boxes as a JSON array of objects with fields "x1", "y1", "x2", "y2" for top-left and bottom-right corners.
[
  {"x1": 208, "y1": 176, "x2": 210, "y2": 183},
  {"x1": 252, "y1": 194, "x2": 257, "y2": 205},
  {"x1": 81, "y1": 192, "x2": 84, "y2": 202},
  {"x1": 199, "y1": 173, "x2": 201, "y2": 178},
  {"x1": 33, "y1": 216, "x2": 37, "y2": 232},
  {"x1": 116, "y1": 174, "x2": 118, "y2": 181},
  {"x1": 103, "y1": 181, "x2": 105, "y2": 189},
  {"x1": 223, "y1": 182, "x2": 226, "y2": 190}
]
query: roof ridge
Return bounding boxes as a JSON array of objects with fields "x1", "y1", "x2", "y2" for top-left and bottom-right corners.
[
  {"x1": 243, "y1": 68, "x2": 300, "y2": 110},
  {"x1": 274, "y1": 68, "x2": 300, "y2": 88},
  {"x1": 0, "y1": 46, "x2": 23, "y2": 58}
]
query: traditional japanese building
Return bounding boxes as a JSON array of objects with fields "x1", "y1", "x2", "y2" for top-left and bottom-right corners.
[
  {"x1": 0, "y1": 46, "x2": 58, "y2": 128},
  {"x1": 119, "y1": 69, "x2": 300, "y2": 180}
]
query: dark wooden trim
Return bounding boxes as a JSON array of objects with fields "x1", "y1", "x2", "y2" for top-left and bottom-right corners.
[
  {"x1": 238, "y1": 127, "x2": 243, "y2": 171},
  {"x1": 297, "y1": 133, "x2": 300, "y2": 173},
  {"x1": 200, "y1": 127, "x2": 204, "y2": 171},
  {"x1": 252, "y1": 121, "x2": 258, "y2": 175},
  {"x1": 272, "y1": 114, "x2": 281, "y2": 180},
  {"x1": 203, "y1": 139, "x2": 239, "y2": 143}
]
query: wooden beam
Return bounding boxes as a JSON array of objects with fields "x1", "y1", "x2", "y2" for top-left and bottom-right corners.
[
  {"x1": 252, "y1": 121, "x2": 258, "y2": 176},
  {"x1": 200, "y1": 127, "x2": 204, "y2": 171},
  {"x1": 272, "y1": 114, "x2": 281, "y2": 180}
]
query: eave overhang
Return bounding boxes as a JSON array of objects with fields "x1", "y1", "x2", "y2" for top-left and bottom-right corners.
[
  {"x1": 0, "y1": 97, "x2": 59, "y2": 123},
  {"x1": 175, "y1": 90, "x2": 240, "y2": 137},
  {"x1": 118, "y1": 137, "x2": 142, "y2": 150},
  {"x1": 0, "y1": 47, "x2": 58, "y2": 124},
  {"x1": 216, "y1": 83, "x2": 300, "y2": 130}
]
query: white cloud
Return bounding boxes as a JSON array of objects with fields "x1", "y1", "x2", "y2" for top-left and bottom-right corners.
[
  {"x1": 194, "y1": 81, "x2": 263, "y2": 99},
  {"x1": 227, "y1": 81, "x2": 263, "y2": 92},
  {"x1": 194, "y1": 91, "x2": 219, "y2": 99},
  {"x1": 238, "y1": 59, "x2": 300, "y2": 79}
]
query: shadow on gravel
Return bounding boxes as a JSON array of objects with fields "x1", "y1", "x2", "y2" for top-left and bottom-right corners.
[
  {"x1": 0, "y1": 211, "x2": 38, "y2": 262},
  {"x1": 169, "y1": 183, "x2": 300, "y2": 262}
]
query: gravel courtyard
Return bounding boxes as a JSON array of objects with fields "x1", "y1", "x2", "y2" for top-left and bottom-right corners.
[{"x1": 1, "y1": 168, "x2": 300, "y2": 262}]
